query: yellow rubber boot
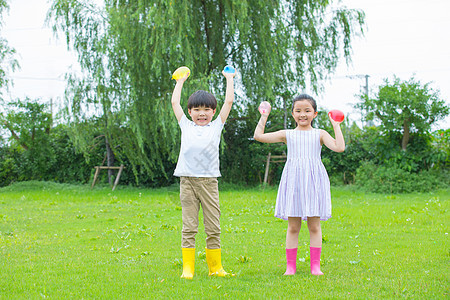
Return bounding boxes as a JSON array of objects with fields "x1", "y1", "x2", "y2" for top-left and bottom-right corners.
[
  {"x1": 205, "y1": 248, "x2": 234, "y2": 277},
  {"x1": 181, "y1": 248, "x2": 195, "y2": 279}
]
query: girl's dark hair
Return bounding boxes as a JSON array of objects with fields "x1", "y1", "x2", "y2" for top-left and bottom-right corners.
[
  {"x1": 187, "y1": 90, "x2": 217, "y2": 109},
  {"x1": 292, "y1": 94, "x2": 318, "y2": 127},
  {"x1": 292, "y1": 94, "x2": 317, "y2": 112}
]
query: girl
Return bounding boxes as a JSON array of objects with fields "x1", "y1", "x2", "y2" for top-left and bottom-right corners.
[{"x1": 254, "y1": 94, "x2": 345, "y2": 276}]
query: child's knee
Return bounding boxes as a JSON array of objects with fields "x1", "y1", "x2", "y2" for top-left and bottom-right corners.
[
  {"x1": 287, "y1": 224, "x2": 301, "y2": 234},
  {"x1": 307, "y1": 221, "x2": 321, "y2": 235}
]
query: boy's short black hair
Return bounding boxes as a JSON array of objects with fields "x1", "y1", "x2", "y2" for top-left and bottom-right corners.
[{"x1": 187, "y1": 90, "x2": 217, "y2": 110}]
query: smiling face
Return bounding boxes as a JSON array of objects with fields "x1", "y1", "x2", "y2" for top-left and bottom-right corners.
[
  {"x1": 291, "y1": 99, "x2": 318, "y2": 129},
  {"x1": 187, "y1": 90, "x2": 217, "y2": 126},
  {"x1": 188, "y1": 106, "x2": 216, "y2": 126}
]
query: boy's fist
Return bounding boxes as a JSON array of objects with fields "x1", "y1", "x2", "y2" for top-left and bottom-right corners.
[{"x1": 172, "y1": 66, "x2": 190, "y2": 81}]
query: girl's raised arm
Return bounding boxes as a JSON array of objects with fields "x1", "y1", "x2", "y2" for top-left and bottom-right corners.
[
  {"x1": 320, "y1": 113, "x2": 345, "y2": 152},
  {"x1": 253, "y1": 103, "x2": 286, "y2": 143}
]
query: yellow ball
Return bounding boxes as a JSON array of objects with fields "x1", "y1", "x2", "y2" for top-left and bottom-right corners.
[{"x1": 172, "y1": 66, "x2": 191, "y2": 80}]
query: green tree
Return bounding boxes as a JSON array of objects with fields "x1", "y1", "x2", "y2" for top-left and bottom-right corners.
[
  {"x1": 1, "y1": 98, "x2": 52, "y2": 150},
  {"x1": 48, "y1": 0, "x2": 365, "y2": 184},
  {"x1": 0, "y1": 98, "x2": 55, "y2": 179},
  {"x1": 356, "y1": 76, "x2": 449, "y2": 150}
]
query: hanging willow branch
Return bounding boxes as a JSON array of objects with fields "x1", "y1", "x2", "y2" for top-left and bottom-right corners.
[{"x1": 47, "y1": 0, "x2": 365, "y2": 183}]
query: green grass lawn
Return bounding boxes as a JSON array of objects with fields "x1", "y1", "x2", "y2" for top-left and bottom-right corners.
[{"x1": 0, "y1": 181, "x2": 448, "y2": 299}]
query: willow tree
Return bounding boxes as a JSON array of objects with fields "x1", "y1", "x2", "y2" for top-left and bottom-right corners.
[
  {"x1": 47, "y1": 0, "x2": 365, "y2": 184},
  {"x1": 0, "y1": 1, "x2": 20, "y2": 144},
  {"x1": 0, "y1": 0, "x2": 19, "y2": 101}
]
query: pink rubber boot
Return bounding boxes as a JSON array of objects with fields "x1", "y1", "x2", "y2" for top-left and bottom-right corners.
[
  {"x1": 283, "y1": 248, "x2": 297, "y2": 275},
  {"x1": 310, "y1": 246, "x2": 324, "y2": 275}
]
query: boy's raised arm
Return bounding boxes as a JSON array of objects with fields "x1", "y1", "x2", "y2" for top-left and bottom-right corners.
[
  {"x1": 171, "y1": 75, "x2": 188, "y2": 122},
  {"x1": 219, "y1": 70, "x2": 236, "y2": 123}
]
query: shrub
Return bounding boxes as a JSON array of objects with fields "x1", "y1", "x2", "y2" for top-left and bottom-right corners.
[
  {"x1": 355, "y1": 161, "x2": 449, "y2": 193},
  {"x1": 0, "y1": 148, "x2": 18, "y2": 187}
]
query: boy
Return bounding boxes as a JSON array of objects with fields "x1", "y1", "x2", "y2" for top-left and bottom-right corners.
[{"x1": 171, "y1": 69, "x2": 235, "y2": 279}]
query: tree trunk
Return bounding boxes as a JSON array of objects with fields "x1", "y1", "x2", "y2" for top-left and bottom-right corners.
[
  {"x1": 4, "y1": 121, "x2": 29, "y2": 150},
  {"x1": 105, "y1": 137, "x2": 115, "y2": 185},
  {"x1": 401, "y1": 119, "x2": 410, "y2": 150}
]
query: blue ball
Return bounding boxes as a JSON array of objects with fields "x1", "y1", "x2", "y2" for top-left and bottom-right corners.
[{"x1": 223, "y1": 65, "x2": 235, "y2": 73}]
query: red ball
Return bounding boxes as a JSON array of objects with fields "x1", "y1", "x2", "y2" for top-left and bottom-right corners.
[{"x1": 329, "y1": 109, "x2": 345, "y2": 122}]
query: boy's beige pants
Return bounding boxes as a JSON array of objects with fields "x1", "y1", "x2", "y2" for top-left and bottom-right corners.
[{"x1": 180, "y1": 176, "x2": 221, "y2": 249}]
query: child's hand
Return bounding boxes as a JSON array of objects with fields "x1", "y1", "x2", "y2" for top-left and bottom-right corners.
[
  {"x1": 258, "y1": 101, "x2": 271, "y2": 117},
  {"x1": 176, "y1": 72, "x2": 190, "y2": 84},
  {"x1": 222, "y1": 70, "x2": 236, "y2": 79},
  {"x1": 328, "y1": 112, "x2": 343, "y2": 126}
]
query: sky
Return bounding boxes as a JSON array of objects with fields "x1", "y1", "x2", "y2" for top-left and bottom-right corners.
[{"x1": 3, "y1": 0, "x2": 450, "y2": 129}]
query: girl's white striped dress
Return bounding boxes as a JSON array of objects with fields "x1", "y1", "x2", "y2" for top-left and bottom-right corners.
[{"x1": 275, "y1": 129, "x2": 332, "y2": 221}]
